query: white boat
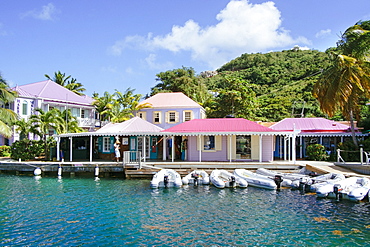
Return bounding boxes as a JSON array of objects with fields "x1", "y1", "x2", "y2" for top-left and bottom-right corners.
[
  {"x1": 330, "y1": 177, "x2": 370, "y2": 201},
  {"x1": 254, "y1": 168, "x2": 295, "y2": 188},
  {"x1": 307, "y1": 173, "x2": 346, "y2": 192},
  {"x1": 182, "y1": 170, "x2": 210, "y2": 185},
  {"x1": 256, "y1": 168, "x2": 310, "y2": 183},
  {"x1": 316, "y1": 177, "x2": 370, "y2": 200},
  {"x1": 233, "y1": 169, "x2": 277, "y2": 190},
  {"x1": 210, "y1": 170, "x2": 248, "y2": 189},
  {"x1": 150, "y1": 169, "x2": 183, "y2": 188}
]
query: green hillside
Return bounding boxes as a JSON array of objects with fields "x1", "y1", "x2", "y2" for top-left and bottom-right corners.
[{"x1": 206, "y1": 49, "x2": 332, "y2": 121}]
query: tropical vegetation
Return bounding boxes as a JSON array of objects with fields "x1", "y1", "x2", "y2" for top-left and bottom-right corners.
[
  {"x1": 313, "y1": 20, "x2": 370, "y2": 146},
  {"x1": 93, "y1": 88, "x2": 151, "y2": 124},
  {"x1": 0, "y1": 73, "x2": 18, "y2": 138},
  {"x1": 45, "y1": 71, "x2": 86, "y2": 95}
]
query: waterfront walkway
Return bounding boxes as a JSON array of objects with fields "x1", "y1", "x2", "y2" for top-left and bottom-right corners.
[{"x1": 1, "y1": 157, "x2": 369, "y2": 179}]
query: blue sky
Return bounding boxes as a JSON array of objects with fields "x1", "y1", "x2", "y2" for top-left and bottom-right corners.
[{"x1": 1, "y1": 0, "x2": 370, "y2": 97}]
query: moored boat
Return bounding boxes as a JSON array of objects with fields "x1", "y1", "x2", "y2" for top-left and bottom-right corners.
[
  {"x1": 316, "y1": 176, "x2": 370, "y2": 201},
  {"x1": 306, "y1": 173, "x2": 346, "y2": 192},
  {"x1": 233, "y1": 169, "x2": 277, "y2": 190},
  {"x1": 210, "y1": 170, "x2": 248, "y2": 189},
  {"x1": 150, "y1": 169, "x2": 183, "y2": 188},
  {"x1": 256, "y1": 168, "x2": 310, "y2": 183},
  {"x1": 182, "y1": 170, "x2": 210, "y2": 185}
]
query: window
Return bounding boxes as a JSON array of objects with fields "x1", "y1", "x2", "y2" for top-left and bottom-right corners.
[
  {"x1": 184, "y1": 111, "x2": 193, "y2": 122},
  {"x1": 169, "y1": 112, "x2": 176, "y2": 122},
  {"x1": 22, "y1": 101, "x2": 28, "y2": 115},
  {"x1": 71, "y1": 108, "x2": 80, "y2": 117},
  {"x1": 137, "y1": 111, "x2": 146, "y2": 120},
  {"x1": 204, "y1": 136, "x2": 215, "y2": 150},
  {"x1": 81, "y1": 109, "x2": 89, "y2": 118},
  {"x1": 236, "y1": 135, "x2": 251, "y2": 159},
  {"x1": 153, "y1": 112, "x2": 161, "y2": 124},
  {"x1": 166, "y1": 111, "x2": 178, "y2": 123},
  {"x1": 103, "y1": 137, "x2": 111, "y2": 152}
]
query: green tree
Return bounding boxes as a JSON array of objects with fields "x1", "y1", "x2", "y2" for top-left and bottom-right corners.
[
  {"x1": 313, "y1": 20, "x2": 370, "y2": 146},
  {"x1": 111, "y1": 88, "x2": 151, "y2": 123},
  {"x1": 151, "y1": 66, "x2": 213, "y2": 106},
  {"x1": 45, "y1": 71, "x2": 86, "y2": 95},
  {"x1": 93, "y1": 91, "x2": 115, "y2": 125},
  {"x1": 59, "y1": 109, "x2": 83, "y2": 134},
  {"x1": 13, "y1": 118, "x2": 41, "y2": 140},
  {"x1": 0, "y1": 74, "x2": 18, "y2": 137},
  {"x1": 207, "y1": 75, "x2": 257, "y2": 119},
  {"x1": 30, "y1": 108, "x2": 65, "y2": 140}
]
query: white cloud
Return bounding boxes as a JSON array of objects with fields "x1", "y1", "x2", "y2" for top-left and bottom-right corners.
[
  {"x1": 315, "y1": 29, "x2": 332, "y2": 38},
  {"x1": 144, "y1": 54, "x2": 174, "y2": 70},
  {"x1": 109, "y1": 0, "x2": 310, "y2": 69},
  {"x1": 21, "y1": 3, "x2": 58, "y2": 21}
]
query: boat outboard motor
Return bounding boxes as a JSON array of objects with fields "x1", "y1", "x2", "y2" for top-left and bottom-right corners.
[
  {"x1": 192, "y1": 173, "x2": 199, "y2": 186},
  {"x1": 164, "y1": 175, "x2": 169, "y2": 187},
  {"x1": 333, "y1": 184, "x2": 342, "y2": 201},
  {"x1": 274, "y1": 175, "x2": 283, "y2": 189},
  {"x1": 230, "y1": 176, "x2": 236, "y2": 187}
]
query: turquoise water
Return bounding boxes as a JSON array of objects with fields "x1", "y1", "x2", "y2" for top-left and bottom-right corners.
[{"x1": 0, "y1": 174, "x2": 369, "y2": 246}]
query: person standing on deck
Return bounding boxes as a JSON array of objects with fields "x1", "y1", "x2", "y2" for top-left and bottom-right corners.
[{"x1": 114, "y1": 140, "x2": 121, "y2": 162}]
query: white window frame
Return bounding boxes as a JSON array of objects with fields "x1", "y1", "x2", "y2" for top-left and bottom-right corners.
[
  {"x1": 22, "y1": 101, "x2": 28, "y2": 115},
  {"x1": 166, "y1": 111, "x2": 179, "y2": 124},
  {"x1": 102, "y1": 137, "x2": 111, "y2": 152},
  {"x1": 153, "y1": 111, "x2": 161, "y2": 124},
  {"x1": 183, "y1": 110, "x2": 193, "y2": 122},
  {"x1": 137, "y1": 111, "x2": 147, "y2": 120}
]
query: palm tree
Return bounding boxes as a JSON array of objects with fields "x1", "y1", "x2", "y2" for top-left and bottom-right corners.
[
  {"x1": 58, "y1": 109, "x2": 83, "y2": 133},
  {"x1": 45, "y1": 71, "x2": 71, "y2": 86},
  {"x1": 30, "y1": 108, "x2": 65, "y2": 141},
  {"x1": 93, "y1": 91, "x2": 115, "y2": 126},
  {"x1": 313, "y1": 21, "x2": 370, "y2": 146},
  {"x1": 0, "y1": 75, "x2": 18, "y2": 138},
  {"x1": 45, "y1": 71, "x2": 86, "y2": 95},
  {"x1": 13, "y1": 118, "x2": 41, "y2": 140}
]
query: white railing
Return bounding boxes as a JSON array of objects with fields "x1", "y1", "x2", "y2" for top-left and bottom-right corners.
[
  {"x1": 123, "y1": 151, "x2": 142, "y2": 169},
  {"x1": 337, "y1": 147, "x2": 370, "y2": 165}
]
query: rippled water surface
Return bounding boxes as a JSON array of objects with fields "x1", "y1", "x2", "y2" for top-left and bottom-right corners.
[{"x1": 1, "y1": 174, "x2": 370, "y2": 246}]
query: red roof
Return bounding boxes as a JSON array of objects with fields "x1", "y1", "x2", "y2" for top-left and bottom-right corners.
[
  {"x1": 163, "y1": 118, "x2": 276, "y2": 133},
  {"x1": 270, "y1": 118, "x2": 350, "y2": 132}
]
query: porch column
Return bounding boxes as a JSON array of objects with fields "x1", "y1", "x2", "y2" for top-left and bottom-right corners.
[
  {"x1": 89, "y1": 135, "x2": 93, "y2": 162},
  {"x1": 56, "y1": 137, "x2": 60, "y2": 161},
  {"x1": 171, "y1": 136, "x2": 174, "y2": 162},
  {"x1": 229, "y1": 135, "x2": 232, "y2": 162},
  {"x1": 143, "y1": 136, "x2": 147, "y2": 162},
  {"x1": 163, "y1": 136, "x2": 166, "y2": 161},
  {"x1": 299, "y1": 136, "x2": 303, "y2": 158},
  {"x1": 288, "y1": 136, "x2": 291, "y2": 161},
  {"x1": 69, "y1": 137, "x2": 73, "y2": 162},
  {"x1": 292, "y1": 134, "x2": 296, "y2": 164},
  {"x1": 198, "y1": 135, "x2": 202, "y2": 162},
  {"x1": 259, "y1": 135, "x2": 262, "y2": 162},
  {"x1": 284, "y1": 137, "x2": 287, "y2": 161}
]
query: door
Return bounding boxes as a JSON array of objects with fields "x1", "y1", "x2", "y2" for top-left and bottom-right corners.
[
  {"x1": 150, "y1": 137, "x2": 158, "y2": 159},
  {"x1": 138, "y1": 136, "x2": 150, "y2": 159}
]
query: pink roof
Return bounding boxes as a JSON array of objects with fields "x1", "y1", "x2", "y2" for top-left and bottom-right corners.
[
  {"x1": 163, "y1": 118, "x2": 276, "y2": 133},
  {"x1": 139, "y1": 92, "x2": 201, "y2": 108},
  {"x1": 12, "y1": 80, "x2": 93, "y2": 105},
  {"x1": 270, "y1": 118, "x2": 350, "y2": 132},
  {"x1": 97, "y1": 117, "x2": 163, "y2": 133}
]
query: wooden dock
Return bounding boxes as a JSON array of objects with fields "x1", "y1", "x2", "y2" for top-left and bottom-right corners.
[{"x1": 1, "y1": 158, "x2": 370, "y2": 179}]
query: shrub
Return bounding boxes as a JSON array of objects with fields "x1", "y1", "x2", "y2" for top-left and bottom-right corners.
[
  {"x1": 10, "y1": 140, "x2": 46, "y2": 161},
  {"x1": 306, "y1": 144, "x2": 329, "y2": 161},
  {"x1": 0, "y1": 145, "x2": 11, "y2": 157}
]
